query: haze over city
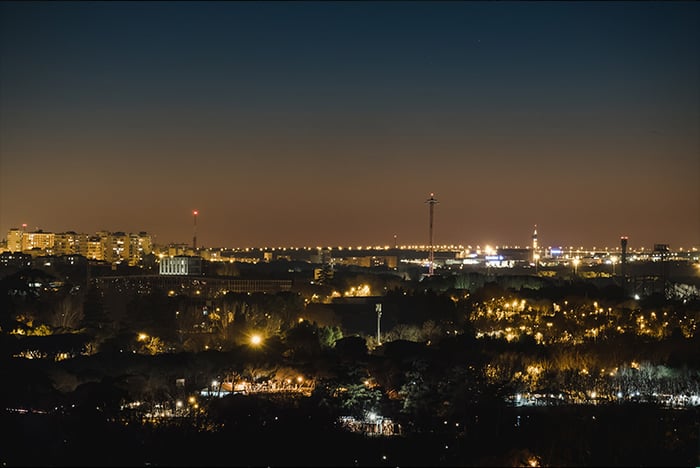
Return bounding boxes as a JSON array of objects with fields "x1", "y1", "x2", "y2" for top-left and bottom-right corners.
[{"x1": 1, "y1": 1, "x2": 698, "y2": 249}]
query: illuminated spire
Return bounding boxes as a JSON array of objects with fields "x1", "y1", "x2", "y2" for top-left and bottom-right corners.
[
  {"x1": 532, "y1": 224, "x2": 538, "y2": 249},
  {"x1": 532, "y1": 224, "x2": 539, "y2": 264}
]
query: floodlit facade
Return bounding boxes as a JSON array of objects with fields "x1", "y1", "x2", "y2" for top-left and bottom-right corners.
[{"x1": 159, "y1": 256, "x2": 202, "y2": 276}]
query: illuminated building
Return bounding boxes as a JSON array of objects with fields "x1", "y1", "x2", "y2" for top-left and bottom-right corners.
[
  {"x1": 6, "y1": 228, "x2": 23, "y2": 252},
  {"x1": 53, "y1": 231, "x2": 81, "y2": 255},
  {"x1": 100, "y1": 231, "x2": 129, "y2": 264},
  {"x1": 159, "y1": 255, "x2": 202, "y2": 276},
  {"x1": 128, "y1": 232, "x2": 153, "y2": 266},
  {"x1": 89, "y1": 231, "x2": 154, "y2": 265},
  {"x1": 22, "y1": 230, "x2": 55, "y2": 252},
  {"x1": 84, "y1": 236, "x2": 104, "y2": 260},
  {"x1": 333, "y1": 255, "x2": 397, "y2": 268}
]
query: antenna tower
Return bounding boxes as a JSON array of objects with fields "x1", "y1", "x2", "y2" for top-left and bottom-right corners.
[
  {"x1": 193, "y1": 210, "x2": 198, "y2": 250},
  {"x1": 425, "y1": 193, "x2": 439, "y2": 275},
  {"x1": 532, "y1": 224, "x2": 539, "y2": 266}
]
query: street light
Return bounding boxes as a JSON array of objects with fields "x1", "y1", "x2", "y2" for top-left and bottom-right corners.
[
  {"x1": 610, "y1": 255, "x2": 618, "y2": 277},
  {"x1": 573, "y1": 257, "x2": 580, "y2": 277},
  {"x1": 250, "y1": 334, "x2": 263, "y2": 346}
]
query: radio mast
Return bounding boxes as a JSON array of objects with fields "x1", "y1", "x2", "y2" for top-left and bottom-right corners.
[{"x1": 425, "y1": 193, "x2": 439, "y2": 276}]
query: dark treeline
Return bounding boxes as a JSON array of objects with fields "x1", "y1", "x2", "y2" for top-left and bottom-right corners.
[
  {"x1": 2, "y1": 397, "x2": 698, "y2": 466},
  {"x1": 1, "y1": 265, "x2": 699, "y2": 466}
]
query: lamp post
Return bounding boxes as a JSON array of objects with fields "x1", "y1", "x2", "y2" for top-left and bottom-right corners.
[{"x1": 610, "y1": 255, "x2": 617, "y2": 277}]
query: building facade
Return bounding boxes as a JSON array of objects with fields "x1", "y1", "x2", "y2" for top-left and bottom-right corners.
[
  {"x1": 3, "y1": 228, "x2": 152, "y2": 265},
  {"x1": 159, "y1": 256, "x2": 203, "y2": 276}
]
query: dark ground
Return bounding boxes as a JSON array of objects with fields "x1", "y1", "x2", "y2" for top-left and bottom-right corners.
[{"x1": 2, "y1": 404, "x2": 698, "y2": 467}]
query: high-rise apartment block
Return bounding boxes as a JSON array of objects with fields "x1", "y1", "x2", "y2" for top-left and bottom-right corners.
[
  {"x1": 23, "y1": 230, "x2": 55, "y2": 252},
  {"x1": 54, "y1": 231, "x2": 81, "y2": 255},
  {"x1": 6, "y1": 228, "x2": 23, "y2": 252},
  {"x1": 85, "y1": 236, "x2": 103, "y2": 260},
  {"x1": 2, "y1": 228, "x2": 152, "y2": 265}
]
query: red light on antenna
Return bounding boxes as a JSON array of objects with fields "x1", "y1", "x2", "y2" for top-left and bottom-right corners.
[{"x1": 193, "y1": 210, "x2": 198, "y2": 216}]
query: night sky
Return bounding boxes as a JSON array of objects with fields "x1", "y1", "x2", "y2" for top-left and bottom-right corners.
[{"x1": 1, "y1": 1, "x2": 698, "y2": 250}]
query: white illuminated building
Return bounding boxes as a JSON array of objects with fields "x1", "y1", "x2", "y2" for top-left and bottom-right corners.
[{"x1": 159, "y1": 255, "x2": 202, "y2": 276}]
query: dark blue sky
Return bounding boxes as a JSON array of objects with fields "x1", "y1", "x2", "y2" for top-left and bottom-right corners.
[{"x1": 1, "y1": 1, "x2": 698, "y2": 249}]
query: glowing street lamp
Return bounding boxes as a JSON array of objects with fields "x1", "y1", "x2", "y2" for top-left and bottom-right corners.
[
  {"x1": 573, "y1": 257, "x2": 580, "y2": 277},
  {"x1": 250, "y1": 334, "x2": 263, "y2": 346}
]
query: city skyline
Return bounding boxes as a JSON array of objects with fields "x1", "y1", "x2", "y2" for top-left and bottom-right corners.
[
  {"x1": 2, "y1": 221, "x2": 697, "y2": 252},
  {"x1": 1, "y1": 1, "x2": 698, "y2": 249}
]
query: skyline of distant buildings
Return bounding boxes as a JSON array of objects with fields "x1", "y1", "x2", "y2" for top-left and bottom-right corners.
[
  {"x1": 4, "y1": 227, "x2": 154, "y2": 266},
  {"x1": 1, "y1": 224, "x2": 697, "y2": 272},
  {"x1": 3, "y1": 223, "x2": 698, "y2": 254}
]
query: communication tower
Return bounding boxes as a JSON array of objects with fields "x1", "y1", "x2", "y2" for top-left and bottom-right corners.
[
  {"x1": 193, "y1": 210, "x2": 198, "y2": 250},
  {"x1": 425, "y1": 193, "x2": 439, "y2": 276},
  {"x1": 620, "y1": 236, "x2": 628, "y2": 293},
  {"x1": 532, "y1": 225, "x2": 539, "y2": 262}
]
